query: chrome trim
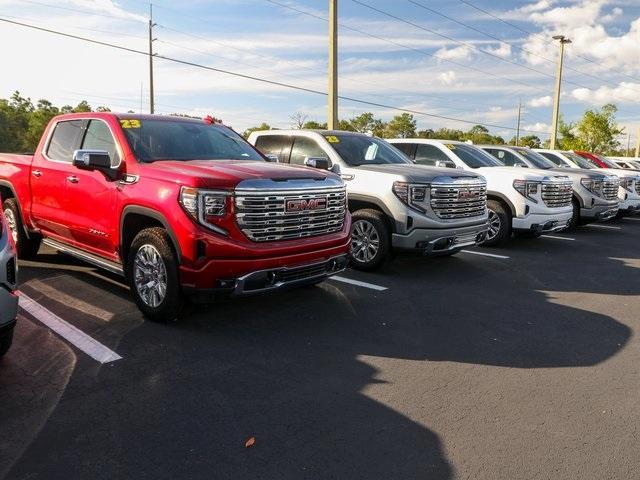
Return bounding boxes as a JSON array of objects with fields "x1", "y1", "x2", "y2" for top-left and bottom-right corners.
[
  {"x1": 541, "y1": 180, "x2": 573, "y2": 208},
  {"x1": 42, "y1": 238, "x2": 124, "y2": 276},
  {"x1": 429, "y1": 181, "x2": 488, "y2": 220}
]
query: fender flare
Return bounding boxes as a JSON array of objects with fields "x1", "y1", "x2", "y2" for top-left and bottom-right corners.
[
  {"x1": 486, "y1": 191, "x2": 517, "y2": 217},
  {"x1": 347, "y1": 193, "x2": 397, "y2": 232},
  {"x1": 120, "y1": 205, "x2": 182, "y2": 262},
  {"x1": 0, "y1": 180, "x2": 35, "y2": 238}
]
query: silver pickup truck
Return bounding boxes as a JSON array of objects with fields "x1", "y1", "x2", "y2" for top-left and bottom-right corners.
[
  {"x1": 249, "y1": 130, "x2": 489, "y2": 270},
  {"x1": 0, "y1": 208, "x2": 18, "y2": 358}
]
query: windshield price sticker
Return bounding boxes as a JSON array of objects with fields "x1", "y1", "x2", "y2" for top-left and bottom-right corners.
[
  {"x1": 120, "y1": 119, "x2": 142, "y2": 129},
  {"x1": 445, "y1": 144, "x2": 456, "y2": 150},
  {"x1": 325, "y1": 135, "x2": 340, "y2": 143}
]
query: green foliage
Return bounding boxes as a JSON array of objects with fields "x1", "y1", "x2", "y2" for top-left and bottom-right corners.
[
  {"x1": 302, "y1": 120, "x2": 328, "y2": 130},
  {"x1": 384, "y1": 113, "x2": 417, "y2": 138},
  {"x1": 242, "y1": 122, "x2": 272, "y2": 138},
  {"x1": 558, "y1": 104, "x2": 623, "y2": 153},
  {"x1": 509, "y1": 135, "x2": 542, "y2": 148}
]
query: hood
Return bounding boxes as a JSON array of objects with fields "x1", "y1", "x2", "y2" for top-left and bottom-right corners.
[
  {"x1": 475, "y1": 166, "x2": 547, "y2": 181},
  {"x1": 355, "y1": 163, "x2": 483, "y2": 183},
  {"x1": 140, "y1": 159, "x2": 335, "y2": 188},
  {"x1": 549, "y1": 167, "x2": 612, "y2": 180},
  {"x1": 597, "y1": 167, "x2": 640, "y2": 179}
]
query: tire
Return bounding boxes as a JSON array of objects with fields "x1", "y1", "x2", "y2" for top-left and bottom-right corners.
[
  {"x1": 0, "y1": 325, "x2": 14, "y2": 358},
  {"x1": 481, "y1": 199, "x2": 511, "y2": 247},
  {"x1": 126, "y1": 227, "x2": 184, "y2": 322},
  {"x1": 349, "y1": 209, "x2": 390, "y2": 271},
  {"x1": 2, "y1": 198, "x2": 41, "y2": 258},
  {"x1": 567, "y1": 199, "x2": 581, "y2": 230}
]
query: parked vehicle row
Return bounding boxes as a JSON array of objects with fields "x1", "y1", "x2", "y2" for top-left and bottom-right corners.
[{"x1": 1, "y1": 112, "x2": 638, "y2": 337}]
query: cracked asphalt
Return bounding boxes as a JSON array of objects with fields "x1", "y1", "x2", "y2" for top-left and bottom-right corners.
[{"x1": 1, "y1": 218, "x2": 640, "y2": 479}]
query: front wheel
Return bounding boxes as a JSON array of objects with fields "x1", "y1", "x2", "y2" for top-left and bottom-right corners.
[
  {"x1": 0, "y1": 325, "x2": 14, "y2": 358},
  {"x1": 2, "y1": 198, "x2": 41, "y2": 258},
  {"x1": 481, "y1": 200, "x2": 511, "y2": 247},
  {"x1": 349, "y1": 209, "x2": 390, "y2": 271},
  {"x1": 567, "y1": 199, "x2": 581, "y2": 230},
  {"x1": 126, "y1": 227, "x2": 184, "y2": 322}
]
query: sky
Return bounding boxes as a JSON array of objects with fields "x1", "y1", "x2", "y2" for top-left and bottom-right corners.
[{"x1": 1, "y1": 0, "x2": 639, "y2": 145}]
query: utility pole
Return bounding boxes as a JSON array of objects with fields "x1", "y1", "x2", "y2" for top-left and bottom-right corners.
[
  {"x1": 550, "y1": 35, "x2": 571, "y2": 149},
  {"x1": 328, "y1": 0, "x2": 338, "y2": 130},
  {"x1": 515, "y1": 100, "x2": 522, "y2": 146},
  {"x1": 626, "y1": 131, "x2": 631, "y2": 156},
  {"x1": 148, "y1": 3, "x2": 157, "y2": 114},
  {"x1": 635, "y1": 127, "x2": 640, "y2": 158}
]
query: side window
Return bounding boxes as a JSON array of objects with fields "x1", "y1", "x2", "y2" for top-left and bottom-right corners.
[
  {"x1": 393, "y1": 143, "x2": 417, "y2": 159},
  {"x1": 538, "y1": 152, "x2": 563, "y2": 166},
  {"x1": 82, "y1": 120, "x2": 121, "y2": 167},
  {"x1": 254, "y1": 135, "x2": 293, "y2": 163},
  {"x1": 46, "y1": 120, "x2": 86, "y2": 162},
  {"x1": 487, "y1": 149, "x2": 521, "y2": 166},
  {"x1": 290, "y1": 137, "x2": 327, "y2": 166},
  {"x1": 414, "y1": 144, "x2": 450, "y2": 166}
]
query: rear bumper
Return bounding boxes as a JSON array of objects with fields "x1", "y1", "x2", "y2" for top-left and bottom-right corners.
[
  {"x1": 513, "y1": 211, "x2": 572, "y2": 233},
  {"x1": 391, "y1": 222, "x2": 489, "y2": 254}
]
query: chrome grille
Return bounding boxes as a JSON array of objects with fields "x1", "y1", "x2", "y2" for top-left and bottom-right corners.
[
  {"x1": 430, "y1": 183, "x2": 487, "y2": 219},
  {"x1": 635, "y1": 179, "x2": 640, "y2": 195},
  {"x1": 235, "y1": 186, "x2": 347, "y2": 242},
  {"x1": 603, "y1": 179, "x2": 620, "y2": 200},
  {"x1": 541, "y1": 181, "x2": 573, "y2": 208}
]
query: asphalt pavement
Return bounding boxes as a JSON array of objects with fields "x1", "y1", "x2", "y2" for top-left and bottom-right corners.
[{"x1": 2, "y1": 218, "x2": 640, "y2": 479}]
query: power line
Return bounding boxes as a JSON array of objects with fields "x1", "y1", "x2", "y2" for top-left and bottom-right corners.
[
  {"x1": 0, "y1": 16, "x2": 550, "y2": 135},
  {"x1": 265, "y1": 0, "x2": 549, "y2": 95},
  {"x1": 18, "y1": 0, "x2": 146, "y2": 24}
]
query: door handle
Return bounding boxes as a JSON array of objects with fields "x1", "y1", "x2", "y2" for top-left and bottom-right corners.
[
  {"x1": 32, "y1": 170, "x2": 42, "y2": 177},
  {"x1": 66, "y1": 176, "x2": 79, "y2": 184}
]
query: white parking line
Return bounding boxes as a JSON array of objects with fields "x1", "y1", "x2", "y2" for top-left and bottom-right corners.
[
  {"x1": 460, "y1": 249, "x2": 510, "y2": 259},
  {"x1": 586, "y1": 224, "x2": 621, "y2": 230},
  {"x1": 329, "y1": 276, "x2": 388, "y2": 291},
  {"x1": 19, "y1": 293, "x2": 122, "y2": 364},
  {"x1": 623, "y1": 217, "x2": 640, "y2": 221},
  {"x1": 542, "y1": 235, "x2": 576, "y2": 241}
]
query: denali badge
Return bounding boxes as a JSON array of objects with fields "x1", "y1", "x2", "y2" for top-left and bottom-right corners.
[{"x1": 286, "y1": 197, "x2": 327, "y2": 212}]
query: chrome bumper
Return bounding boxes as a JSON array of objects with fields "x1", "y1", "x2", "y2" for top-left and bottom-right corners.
[{"x1": 392, "y1": 222, "x2": 489, "y2": 255}]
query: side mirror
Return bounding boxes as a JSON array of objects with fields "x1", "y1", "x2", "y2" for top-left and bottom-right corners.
[
  {"x1": 264, "y1": 153, "x2": 279, "y2": 163},
  {"x1": 304, "y1": 156, "x2": 331, "y2": 170},
  {"x1": 73, "y1": 149, "x2": 118, "y2": 180},
  {"x1": 435, "y1": 160, "x2": 456, "y2": 169}
]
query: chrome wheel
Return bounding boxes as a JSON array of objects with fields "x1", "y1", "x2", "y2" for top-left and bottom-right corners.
[
  {"x1": 486, "y1": 209, "x2": 501, "y2": 241},
  {"x1": 3, "y1": 208, "x2": 18, "y2": 244},
  {"x1": 351, "y1": 219, "x2": 380, "y2": 264},
  {"x1": 133, "y1": 244, "x2": 167, "y2": 308}
]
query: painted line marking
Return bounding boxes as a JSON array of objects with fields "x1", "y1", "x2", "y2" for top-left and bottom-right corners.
[
  {"x1": 329, "y1": 276, "x2": 388, "y2": 291},
  {"x1": 542, "y1": 235, "x2": 576, "y2": 241},
  {"x1": 19, "y1": 293, "x2": 122, "y2": 364},
  {"x1": 460, "y1": 249, "x2": 510, "y2": 259},
  {"x1": 586, "y1": 224, "x2": 621, "y2": 230},
  {"x1": 623, "y1": 217, "x2": 640, "y2": 221}
]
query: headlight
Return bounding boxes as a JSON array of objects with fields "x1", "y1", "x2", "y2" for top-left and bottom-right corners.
[
  {"x1": 580, "y1": 178, "x2": 603, "y2": 196},
  {"x1": 513, "y1": 179, "x2": 540, "y2": 203},
  {"x1": 393, "y1": 181, "x2": 428, "y2": 213},
  {"x1": 179, "y1": 186, "x2": 231, "y2": 235},
  {"x1": 620, "y1": 178, "x2": 634, "y2": 192}
]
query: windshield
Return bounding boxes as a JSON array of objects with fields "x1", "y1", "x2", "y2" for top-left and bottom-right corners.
[
  {"x1": 328, "y1": 134, "x2": 412, "y2": 166},
  {"x1": 567, "y1": 152, "x2": 598, "y2": 169},
  {"x1": 592, "y1": 154, "x2": 619, "y2": 168},
  {"x1": 444, "y1": 143, "x2": 502, "y2": 168},
  {"x1": 120, "y1": 118, "x2": 264, "y2": 162},
  {"x1": 514, "y1": 148, "x2": 556, "y2": 169}
]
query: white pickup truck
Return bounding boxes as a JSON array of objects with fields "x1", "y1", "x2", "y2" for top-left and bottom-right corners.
[{"x1": 388, "y1": 139, "x2": 573, "y2": 245}]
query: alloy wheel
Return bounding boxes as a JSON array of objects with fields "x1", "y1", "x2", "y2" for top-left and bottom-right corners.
[
  {"x1": 133, "y1": 244, "x2": 168, "y2": 308},
  {"x1": 3, "y1": 208, "x2": 18, "y2": 244},
  {"x1": 486, "y1": 209, "x2": 502, "y2": 241},
  {"x1": 351, "y1": 219, "x2": 380, "y2": 264}
]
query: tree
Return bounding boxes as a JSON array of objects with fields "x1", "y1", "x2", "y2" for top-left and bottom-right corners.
[
  {"x1": 290, "y1": 112, "x2": 308, "y2": 129},
  {"x1": 461, "y1": 124, "x2": 503, "y2": 145},
  {"x1": 517, "y1": 135, "x2": 541, "y2": 148},
  {"x1": 558, "y1": 104, "x2": 623, "y2": 153},
  {"x1": 385, "y1": 113, "x2": 416, "y2": 138},
  {"x1": 302, "y1": 120, "x2": 327, "y2": 129},
  {"x1": 243, "y1": 122, "x2": 271, "y2": 138},
  {"x1": 348, "y1": 112, "x2": 382, "y2": 134}
]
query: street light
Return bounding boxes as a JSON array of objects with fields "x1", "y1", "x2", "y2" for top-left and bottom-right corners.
[{"x1": 550, "y1": 35, "x2": 571, "y2": 149}]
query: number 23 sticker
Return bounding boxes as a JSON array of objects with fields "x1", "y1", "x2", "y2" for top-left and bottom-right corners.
[
  {"x1": 120, "y1": 119, "x2": 141, "y2": 129},
  {"x1": 325, "y1": 135, "x2": 340, "y2": 143}
]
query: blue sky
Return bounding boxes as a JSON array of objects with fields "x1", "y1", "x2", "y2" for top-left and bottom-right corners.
[{"x1": 1, "y1": 0, "x2": 639, "y2": 144}]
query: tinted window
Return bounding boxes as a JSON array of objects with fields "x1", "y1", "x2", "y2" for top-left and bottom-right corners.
[
  {"x1": 46, "y1": 120, "x2": 86, "y2": 162},
  {"x1": 329, "y1": 135, "x2": 411, "y2": 166},
  {"x1": 254, "y1": 135, "x2": 293, "y2": 163},
  {"x1": 486, "y1": 149, "x2": 524, "y2": 167},
  {"x1": 414, "y1": 144, "x2": 450, "y2": 166},
  {"x1": 393, "y1": 143, "x2": 417, "y2": 158},
  {"x1": 515, "y1": 148, "x2": 555, "y2": 169},
  {"x1": 444, "y1": 143, "x2": 501, "y2": 168},
  {"x1": 593, "y1": 154, "x2": 618, "y2": 168},
  {"x1": 82, "y1": 120, "x2": 120, "y2": 167},
  {"x1": 121, "y1": 119, "x2": 264, "y2": 162},
  {"x1": 565, "y1": 152, "x2": 596, "y2": 169},
  {"x1": 538, "y1": 151, "x2": 565, "y2": 166},
  {"x1": 290, "y1": 137, "x2": 327, "y2": 166}
]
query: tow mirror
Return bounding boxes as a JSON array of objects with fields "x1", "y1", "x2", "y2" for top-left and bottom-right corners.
[
  {"x1": 304, "y1": 156, "x2": 331, "y2": 170},
  {"x1": 73, "y1": 149, "x2": 118, "y2": 180},
  {"x1": 264, "y1": 153, "x2": 279, "y2": 163}
]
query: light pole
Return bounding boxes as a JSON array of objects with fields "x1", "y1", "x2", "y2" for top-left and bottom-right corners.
[
  {"x1": 550, "y1": 35, "x2": 571, "y2": 149},
  {"x1": 328, "y1": 0, "x2": 338, "y2": 130}
]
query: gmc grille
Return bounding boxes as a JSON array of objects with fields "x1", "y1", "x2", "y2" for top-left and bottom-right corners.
[
  {"x1": 430, "y1": 183, "x2": 487, "y2": 219},
  {"x1": 603, "y1": 179, "x2": 619, "y2": 200},
  {"x1": 541, "y1": 181, "x2": 573, "y2": 208},
  {"x1": 235, "y1": 186, "x2": 347, "y2": 242},
  {"x1": 635, "y1": 180, "x2": 640, "y2": 195}
]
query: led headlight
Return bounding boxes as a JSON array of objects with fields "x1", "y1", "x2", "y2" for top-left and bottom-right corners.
[
  {"x1": 620, "y1": 177, "x2": 634, "y2": 192},
  {"x1": 513, "y1": 179, "x2": 540, "y2": 203},
  {"x1": 179, "y1": 186, "x2": 230, "y2": 235},
  {"x1": 393, "y1": 181, "x2": 428, "y2": 213},
  {"x1": 580, "y1": 178, "x2": 603, "y2": 196}
]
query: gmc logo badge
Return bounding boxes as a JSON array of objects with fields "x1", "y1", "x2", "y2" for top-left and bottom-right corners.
[
  {"x1": 458, "y1": 189, "x2": 478, "y2": 200},
  {"x1": 286, "y1": 198, "x2": 327, "y2": 212}
]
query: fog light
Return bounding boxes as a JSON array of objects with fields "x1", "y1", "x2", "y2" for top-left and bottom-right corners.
[{"x1": 266, "y1": 272, "x2": 277, "y2": 285}]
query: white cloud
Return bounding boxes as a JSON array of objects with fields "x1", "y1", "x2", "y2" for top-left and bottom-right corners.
[
  {"x1": 519, "y1": 0, "x2": 556, "y2": 14},
  {"x1": 527, "y1": 95, "x2": 553, "y2": 107},
  {"x1": 435, "y1": 45, "x2": 473, "y2": 61},
  {"x1": 522, "y1": 122, "x2": 551, "y2": 133},
  {"x1": 602, "y1": 7, "x2": 623, "y2": 23},
  {"x1": 571, "y1": 82, "x2": 640, "y2": 104},
  {"x1": 438, "y1": 70, "x2": 458, "y2": 86},
  {"x1": 486, "y1": 43, "x2": 512, "y2": 59}
]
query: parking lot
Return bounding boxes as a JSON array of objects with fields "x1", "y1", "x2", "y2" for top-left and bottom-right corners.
[{"x1": 2, "y1": 218, "x2": 640, "y2": 480}]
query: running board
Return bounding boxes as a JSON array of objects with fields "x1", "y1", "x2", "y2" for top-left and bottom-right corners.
[{"x1": 42, "y1": 239, "x2": 125, "y2": 276}]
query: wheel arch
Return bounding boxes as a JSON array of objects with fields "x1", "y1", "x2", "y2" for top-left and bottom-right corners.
[
  {"x1": 348, "y1": 194, "x2": 396, "y2": 233},
  {"x1": 487, "y1": 191, "x2": 516, "y2": 217},
  {"x1": 120, "y1": 206, "x2": 182, "y2": 264},
  {"x1": 0, "y1": 180, "x2": 35, "y2": 239}
]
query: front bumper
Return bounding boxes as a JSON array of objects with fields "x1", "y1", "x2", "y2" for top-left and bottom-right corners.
[
  {"x1": 581, "y1": 203, "x2": 619, "y2": 222},
  {"x1": 619, "y1": 198, "x2": 640, "y2": 214},
  {"x1": 512, "y1": 211, "x2": 572, "y2": 233},
  {"x1": 391, "y1": 222, "x2": 489, "y2": 254}
]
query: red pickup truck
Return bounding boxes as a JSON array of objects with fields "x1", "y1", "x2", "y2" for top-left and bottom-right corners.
[{"x1": 0, "y1": 113, "x2": 350, "y2": 321}]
